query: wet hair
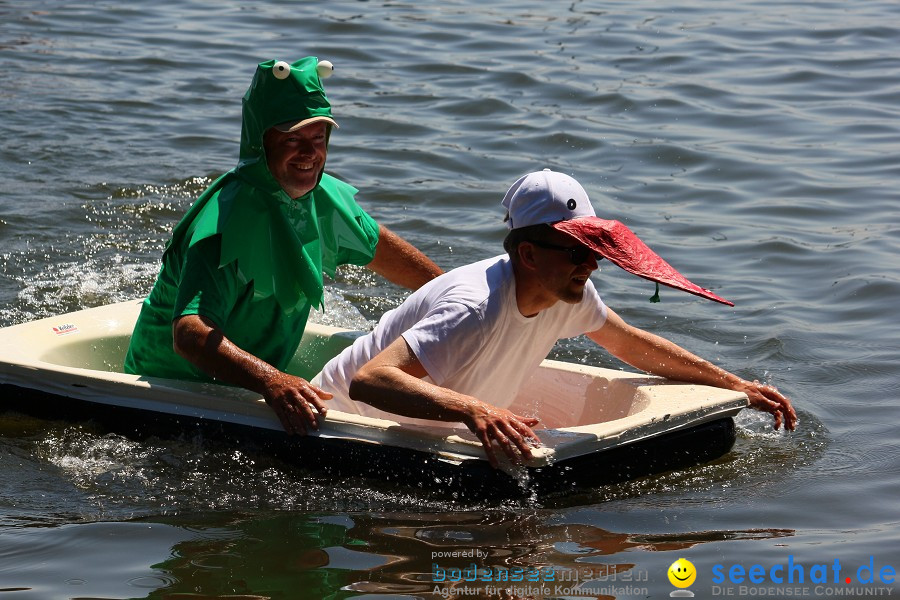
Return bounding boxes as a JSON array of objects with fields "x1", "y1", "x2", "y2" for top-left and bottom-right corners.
[{"x1": 503, "y1": 223, "x2": 555, "y2": 260}]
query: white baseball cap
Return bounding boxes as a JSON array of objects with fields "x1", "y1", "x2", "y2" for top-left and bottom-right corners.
[{"x1": 501, "y1": 169, "x2": 594, "y2": 229}]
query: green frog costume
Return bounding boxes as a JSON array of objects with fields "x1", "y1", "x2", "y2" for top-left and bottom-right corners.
[{"x1": 124, "y1": 57, "x2": 380, "y2": 381}]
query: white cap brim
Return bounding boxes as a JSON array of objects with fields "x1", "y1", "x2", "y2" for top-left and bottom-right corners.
[{"x1": 273, "y1": 115, "x2": 339, "y2": 132}]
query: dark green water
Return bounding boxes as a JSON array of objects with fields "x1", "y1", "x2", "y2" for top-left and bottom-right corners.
[{"x1": 1, "y1": 1, "x2": 897, "y2": 598}]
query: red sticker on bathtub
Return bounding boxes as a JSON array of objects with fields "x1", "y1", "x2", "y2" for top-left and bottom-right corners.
[{"x1": 52, "y1": 323, "x2": 79, "y2": 336}]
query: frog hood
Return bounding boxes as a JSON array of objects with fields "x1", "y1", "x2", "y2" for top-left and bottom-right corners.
[{"x1": 238, "y1": 57, "x2": 337, "y2": 184}]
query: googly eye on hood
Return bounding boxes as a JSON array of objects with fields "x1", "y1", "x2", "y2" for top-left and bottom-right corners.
[{"x1": 272, "y1": 60, "x2": 291, "y2": 79}]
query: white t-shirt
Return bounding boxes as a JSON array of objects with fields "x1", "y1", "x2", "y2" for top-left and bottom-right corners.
[{"x1": 316, "y1": 255, "x2": 608, "y2": 422}]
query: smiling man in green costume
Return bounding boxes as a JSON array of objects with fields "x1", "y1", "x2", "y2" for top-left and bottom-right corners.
[{"x1": 124, "y1": 57, "x2": 442, "y2": 435}]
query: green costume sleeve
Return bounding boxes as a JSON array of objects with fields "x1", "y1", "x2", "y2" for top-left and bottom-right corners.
[
  {"x1": 315, "y1": 174, "x2": 381, "y2": 275},
  {"x1": 173, "y1": 236, "x2": 241, "y2": 328}
]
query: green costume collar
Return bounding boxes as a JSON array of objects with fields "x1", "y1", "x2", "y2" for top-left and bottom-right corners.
[{"x1": 180, "y1": 173, "x2": 361, "y2": 313}]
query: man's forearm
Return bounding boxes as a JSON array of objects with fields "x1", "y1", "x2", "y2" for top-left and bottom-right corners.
[
  {"x1": 617, "y1": 329, "x2": 743, "y2": 389},
  {"x1": 589, "y1": 310, "x2": 743, "y2": 390},
  {"x1": 349, "y1": 363, "x2": 475, "y2": 422},
  {"x1": 173, "y1": 314, "x2": 280, "y2": 394}
]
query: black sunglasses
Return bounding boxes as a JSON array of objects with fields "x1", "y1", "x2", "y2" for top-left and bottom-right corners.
[{"x1": 527, "y1": 239, "x2": 603, "y2": 265}]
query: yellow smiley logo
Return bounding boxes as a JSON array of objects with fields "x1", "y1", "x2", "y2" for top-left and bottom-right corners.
[{"x1": 668, "y1": 558, "x2": 697, "y2": 588}]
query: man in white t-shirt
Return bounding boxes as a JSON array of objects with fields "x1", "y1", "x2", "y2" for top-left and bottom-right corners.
[{"x1": 316, "y1": 170, "x2": 797, "y2": 467}]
